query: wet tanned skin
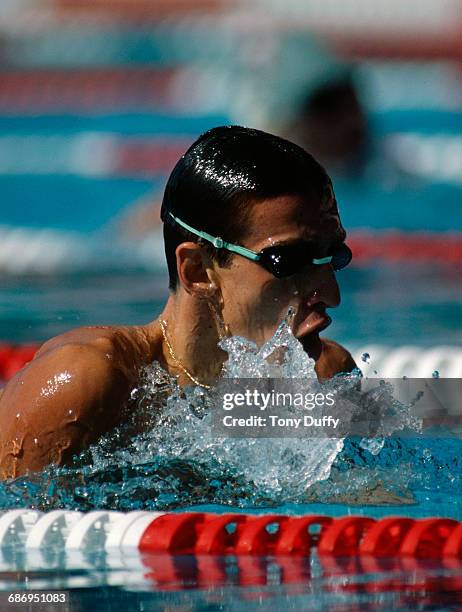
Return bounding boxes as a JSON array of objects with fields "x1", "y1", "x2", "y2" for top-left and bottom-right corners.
[{"x1": 0, "y1": 327, "x2": 153, "y2": 479}]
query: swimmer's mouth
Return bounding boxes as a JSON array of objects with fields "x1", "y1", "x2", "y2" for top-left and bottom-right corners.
[{"x1": 294, "y1": 309, "x2": 332, "y2": 339}]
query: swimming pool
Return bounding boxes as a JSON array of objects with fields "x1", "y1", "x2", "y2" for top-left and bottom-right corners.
[
  {"x1": 1, "y1": 85, "x2": 462, "y2": 612},
  {"x1": 0, "y1": 212, "x2": 461, "y2": 608}
]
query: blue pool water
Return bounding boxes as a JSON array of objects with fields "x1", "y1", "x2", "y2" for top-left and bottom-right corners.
[{"x1": 1, "y1": 109, "x2": 462, "y2": 235}]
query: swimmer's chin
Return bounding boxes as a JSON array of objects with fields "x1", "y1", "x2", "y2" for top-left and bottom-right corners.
[
  {"x1": 294, "y1": 315, "x2": 331, "y2": 361},
  {"x1": 298, "y1": 332, "x2": 323, "y2": 361}
]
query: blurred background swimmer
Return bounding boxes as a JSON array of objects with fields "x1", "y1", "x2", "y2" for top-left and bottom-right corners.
[{"x1": 0, "y1": 0, "x2": 461, "y2": 381}]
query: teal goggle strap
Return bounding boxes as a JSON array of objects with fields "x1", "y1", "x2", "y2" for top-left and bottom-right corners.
[
  {"x1": 168, "y1": 212, "x2": 333, "y2": 266},
  {"x1": 169, "y1": 212, "x2": 260, "y2": 260}
]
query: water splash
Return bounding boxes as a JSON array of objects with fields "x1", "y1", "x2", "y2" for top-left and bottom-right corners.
[
  {"x1": 114, "y1": 311, "x2": 344, "y2": 501},
  {"x1": 359, "y1": 438, "x2": 385, "y2": 456},
  {"x1": 220, "y1": 307, "x2": 316, "y2": 380}
]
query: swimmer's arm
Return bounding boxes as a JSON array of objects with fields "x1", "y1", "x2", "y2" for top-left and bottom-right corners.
[
  {"x1": 0, "y1": 343, "x2": 131, "y2": 480},
  {"x1": 314, "y1": 339, "x2": 358, "y2": 379}
]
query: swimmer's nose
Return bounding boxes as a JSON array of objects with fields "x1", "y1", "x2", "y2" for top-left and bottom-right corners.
[{"x1": 306, "y1": 265, "x2": 341, "y2": 309}]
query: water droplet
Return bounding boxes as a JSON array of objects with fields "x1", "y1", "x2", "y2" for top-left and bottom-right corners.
[
  {"x1": 68, "y1": 409, "x2": 73, "y2": 415},
  {"x1": 361, "y1": 352, "x2": 370, "y2": 364},
  {"x1": 359, "y1": 437, "x2": 384, "y2": 455},
  {"x1": 34, "y1": 438, "x2": 38, "y2": 445},
  {"x1": 432, "y1": 370, "x2": 440, "y2": 378},
  {"x1": 15, "y1": 413, "x2": 20, "y2": 419},
  {"x1": 286, "y1": 306, "x2": 296, "y2": 328}
]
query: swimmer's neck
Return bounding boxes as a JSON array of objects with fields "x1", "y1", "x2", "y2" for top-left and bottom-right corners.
[
  {"x1": 146, "y1": 290, "x2": 226, "y2": 387},
  {"x1": 142, "y1": 290, "x2": 356, "y2": 386}
]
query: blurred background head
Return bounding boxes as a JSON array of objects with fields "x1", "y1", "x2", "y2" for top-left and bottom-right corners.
[
  {"x1": 0, "y1": 0, "x2": 462, "y2": 376},
  {"x1": 284, "y1": 74, "x2": 369, "y2": 175}
]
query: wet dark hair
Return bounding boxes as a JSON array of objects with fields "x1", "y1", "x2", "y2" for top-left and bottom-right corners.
[{"x1": 160, "y1": 125, "x2": 330, "y2": 291}]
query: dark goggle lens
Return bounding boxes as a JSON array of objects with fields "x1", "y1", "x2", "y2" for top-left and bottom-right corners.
[
  {"x1": 259, "y1": 242, "x2": 352, "y2": 278},
  {"x1": 331, "y1": 243, "x2": 352, "y2": 271},
  {"x1": 259, "y1": 243, "x2": 308, "y2": 278}
]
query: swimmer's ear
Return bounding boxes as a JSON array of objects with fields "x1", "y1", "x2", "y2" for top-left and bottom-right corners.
[{"x1": 176, "y1": 242, "x2": 218, "y2": 298}]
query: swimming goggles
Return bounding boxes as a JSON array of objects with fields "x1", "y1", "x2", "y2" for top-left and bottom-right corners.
[{"x1": 168, "y1": 212, "x2": 352, "y2": 279}]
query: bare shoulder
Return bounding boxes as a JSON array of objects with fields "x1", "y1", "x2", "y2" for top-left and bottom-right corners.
[
  {"x1": 0, "y1": 325, "x2": 148, "y2": 479},
  {"x1": 35, "y1": 324, "x2": 156, "y2": 376},
  {"x1": 315, "y1": 338, "x2": 357, "y2": 379},
  {"x1": 36, "y1": 325, "x2": 133, "y2": 362}
]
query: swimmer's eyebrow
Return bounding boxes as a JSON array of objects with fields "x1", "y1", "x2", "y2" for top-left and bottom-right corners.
[
  {"x1": 269, "y1": 229, "x2": 347, "y2": 250},
  {"x1": 266, "y1": 238, "x2": 315, "y2": 248}
]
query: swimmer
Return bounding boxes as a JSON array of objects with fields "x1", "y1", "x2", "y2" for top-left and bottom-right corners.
[{"x1": 0, "y1": 126, "x2": 356, "y2": 479}]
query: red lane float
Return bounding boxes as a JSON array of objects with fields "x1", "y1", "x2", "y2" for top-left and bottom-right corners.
[
  {"x1": 134, "y1": 513, "x2": 462, "y2": 558},
  {"x1": 0, "y1": 343, "x2": 38, "y2": 382},
  {"x1": 0, "y1": 68, "x2": 178, "y2": 113},
  {"x1": 348, "y1": 230, "x2": 462, "y2": 264},
  {"x1": 3, "y1": 509, "x2": 462, "y2": 558},
  {"x1": 3, "y1": 511, "x2": 460, "y2": 597},
  {"x1": 359, "y1": 517, "x2": 415, "y2": 556}
]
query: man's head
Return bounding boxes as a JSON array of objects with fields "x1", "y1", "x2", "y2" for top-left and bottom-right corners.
[{"x1": 161, "y1": 125, "x2": 347, "y2": 356}]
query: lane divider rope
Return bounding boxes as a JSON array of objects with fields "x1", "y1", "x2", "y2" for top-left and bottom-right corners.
[
  {"x1": 1, "y1": 510, "x2": 462, "y2": 558},
  {"x1": 2, "y1": 343, "x2": 462, "y2": 382}
]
